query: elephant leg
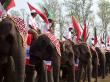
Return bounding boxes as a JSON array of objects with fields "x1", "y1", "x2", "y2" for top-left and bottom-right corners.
[
  {"x1": 83, "y1": 64, "x2": 87, "y2": 82},
  {"x1": 94, "y1": 62, "x2": 98, "y2": 82},
  {"x1": 52, "y1": 54, "x2": 60, "y2": 82},
  {"x1": 66, "y1": 57, "x2": 75, "y2": 82},
  {"x1": 105, "y1": 63, "x2": 108, "y2": 75},
  {"x1": 60, "y1": 65, "x2": 68, "y2": 80},
  {"x1": 3, "y1": 56, "x2": 16, "y2": 82},
  {"x1": 92, "y1": 60, "x2": 98, "y2": 82},
  {"x1": 109, "y1": 63, "x2": 110, "y2": 74},
  {"x1": 35, "y1": 59, "x2": 48, "y2": 82},
  {"x1": 25, "y1": 64, "x2": 36, "y2": 82},
  {"x1": 13, "y1": 46, "x2": 25, "y2": 82},
  {"x1": 43, "y1": 60, "x2": 54, "y2": 82},
  {"x1": 94, "y1": 57, "x2": 98, "y2": 82},
  {"x1": 87, "y1": 59, "x2": 92, "y2": 82},
  {"x1": 101, "y1": 55, "x2": 106, "y2": 79},
  {"x1": 77, "y1": 62, "x2": 83, "y2": 82},
  {"x1": 0, "y1": 64, "x2": 4, "y2": 82},
  {"x1": 67, "y1": 64, "x2": 75, "y2": 82},
  {"x1": 47, "y1": 68, "x2": 54, "y2": 82},
  {"x1": 101, "y1": 63, "x2": 106, "y2": 79}
]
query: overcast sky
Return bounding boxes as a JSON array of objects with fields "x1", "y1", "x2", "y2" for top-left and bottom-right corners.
[
  {"x1": 11, "y1": 0, "x2": 110, "y2": 38},
  {"x1": 14, "y1": 0, "x2": 99, "y2": 20}
]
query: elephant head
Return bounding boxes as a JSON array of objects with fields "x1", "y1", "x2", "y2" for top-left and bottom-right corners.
[
  {"x1": 95, "y1": 47, "x2": 106, "y2": 79},
  {"x1": 60, "y1": 40, "x2": 74, "y2": 65},
  {"x1": 0, "y1": 16, "x2": 25, "y2": 82},
  {"x1": 60, "y1": 40, "x2": 75, "y2": 82},
  {"x1": 72, "y1": 42, "x2": 92, "y2": 82},
  {"x1": 0, "y1": 16, "x2": 15, "y2": 64},
  {"x1": 29, "y1": 34, "x2": 60, "y2": 82}
]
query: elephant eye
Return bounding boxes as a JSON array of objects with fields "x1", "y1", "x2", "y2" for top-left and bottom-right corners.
[{"x1": 5, "y1": 34, "x2": 14, "y2": 44}]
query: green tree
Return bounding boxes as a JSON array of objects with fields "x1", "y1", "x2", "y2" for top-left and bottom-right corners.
[
  {"x1": 10, "y1": 10, "x2": 21, "y2": 17},
  {"x1": 98, "y1": 0, "x2": 110, "y2": 45},
  {"x1": 64, "y1": 0, "x2": 93, "y2": 26}
]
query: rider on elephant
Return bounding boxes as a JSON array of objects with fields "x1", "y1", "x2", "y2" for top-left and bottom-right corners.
[
  {"x1": 26, "y1": 10, "x2": 39, "y2": 64},
  {"x1": 63, "y1": 26, "x2": 73, "y2": 41},
  {"x1": 25, "y1": 10, "x2": 40, "y2": 82}
]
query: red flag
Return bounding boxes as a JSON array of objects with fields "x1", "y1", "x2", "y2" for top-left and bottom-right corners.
[
  {"x1": 0, "y1": 10, "x2": 2, "y2": 16},
  {"x1": 7, "y1": 0, "x2": 15, "y2": 11},
  {"x1": 0, "y1": 0, "x2": 15, "y2": 11},
  {"x1": 72, "y1": 16, "x2": 81, "y2": 42},
  {"x1": 94, "y1": 27, "x2": 97, "y2": 45},
  {"x1": 27, "y1": 2, "x2": 49, "y2": 27},
  {"x1": 82, "y1": 19, "x2": 87, "y2": 42}
]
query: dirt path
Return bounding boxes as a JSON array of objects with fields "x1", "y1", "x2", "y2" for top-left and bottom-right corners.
[{"x1": 60, "y1": 75, "x2": 110, "y2": 82}]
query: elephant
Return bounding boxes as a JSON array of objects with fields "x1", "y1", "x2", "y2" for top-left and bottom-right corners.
[
  {"x1": 0, "y1": 16, "x2": 25, "y2": 82},
  {"x1": 105, "y1": 50, "x2": 110, "y2": 75},
  {"x1": 60, "y1": 40, "x2": 75, "y2": 82},
  {"x1": 29, "y1": 33, "x2": 60, "y2": 82},
  {"x1": 89, "y1": 46, "x2": 99, "y2": 82},
  {"x1": 72, "y1": 43, "x2": 92, "y2": 82},
  {"x1": 95, "y1": 47, "x2": 106, "y2": 79}
]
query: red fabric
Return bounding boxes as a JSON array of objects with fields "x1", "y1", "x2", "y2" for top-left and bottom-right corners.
[
  {"x1": 10, "y1": 16, "x2": 28, "y2": 47},
  {"x1": 45, "y1": 32, "x2": 61, "y2": 56},
  {"x1": 74, "y1": 66, "x2": 80, "y2": 71},
  {"x1": 72, "y1": 16, "x2": 81, "y2": 42},
  {"x1": 0, "y1": 10, "x2": 2, "y2": 16},
  {"x1": 87, "y1": 45, "x2": 90, "y2": 49},
  {"x1": 6, "y1": 0, "x2": 15, "y2": 11},
  {"x1": 94, "y1": 37, "x2": 97, "y2": 45},
  {"x1": 45, "y1": 65, "x2": 52, "y2": 72},
  {"x1": 26, "y1": 58, "x2": 30, "y2": 65},
  {"x1": 27, "y1": 34, "x2": 33, "y2": 45},
  {"x1": 27, "y1": 2, "x2": 49, "y2": 27},
  {"x1": 82, "y1": 19, "x2": 87, "y2": 42},
  {"x1": 91, "y1": 46, "x2": 96, "y2": 52}
]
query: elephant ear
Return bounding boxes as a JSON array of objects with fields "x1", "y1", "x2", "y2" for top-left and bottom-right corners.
[{"x1": 0, "y1": 18, "x2": 12, "y2": 35}]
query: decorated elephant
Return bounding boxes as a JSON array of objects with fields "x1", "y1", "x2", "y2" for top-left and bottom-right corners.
[
  {"x1": 29, "y1": 32, "x2": 60, "y2": 82},
  {"x1": 60, "y1": 40, "x2": 75, "y2": 82},
  {"x1": 89, "y1": 46, "x2": 99, "y2": 82},
  {"x1": 95, "y1": 47, "x2": 106, "y2": 79},
  {"x1": 0, "y1": 16, "x2": 26, "y2": 82},
  {"x1": 72, "y1": 43, "x2": 92, "y2": 82},
  {"x1": 105, "y1": 50, "x2": 110, "y2": 75}
]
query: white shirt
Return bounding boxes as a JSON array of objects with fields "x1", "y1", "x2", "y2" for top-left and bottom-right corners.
[
  {"x1": 41, "y1": 23, "x2": 48, "y2": 33},
  {"x1": 101, "y1": 44, "x2": 105, "y2": 48},
  {"x1": 106, "y1": 46, "x2": 110, "y2": 51},
  {"x1": 63, "y1": 31, "x2": 72, "y2": 40},
  {"x1": 27, "y1": 16, "x2": 39, "y2": 30},
  {"x1": 67, "y1": 31, "x2": 72, "y2": 40},
  {"x1": 92, "y1": 40, "x2": 94, "y2": 45}
]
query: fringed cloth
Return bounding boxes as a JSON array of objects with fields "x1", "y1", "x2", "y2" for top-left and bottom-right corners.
[
  {"x1": 10, "y1": 16, "x2": 28, "y2": 47},
  {"x1": 45, "y1": 32, "x2": 61, "y2": 56}
]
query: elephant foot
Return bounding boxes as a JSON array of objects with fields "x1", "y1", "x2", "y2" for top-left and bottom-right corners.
[
  {"x1": 102, "y1": 76, "x2": 105, "y2": 79},
  {"x1": 94, "y1": 79, "x2": 98, "y2": 82},
  {"x1": 94, "y1": 80, "x2": 97, "y2": 82}
]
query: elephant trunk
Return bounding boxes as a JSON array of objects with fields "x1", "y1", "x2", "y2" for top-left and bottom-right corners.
[{"x1": 13, "y1": 34, "x2": 25, "y2": 82}]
